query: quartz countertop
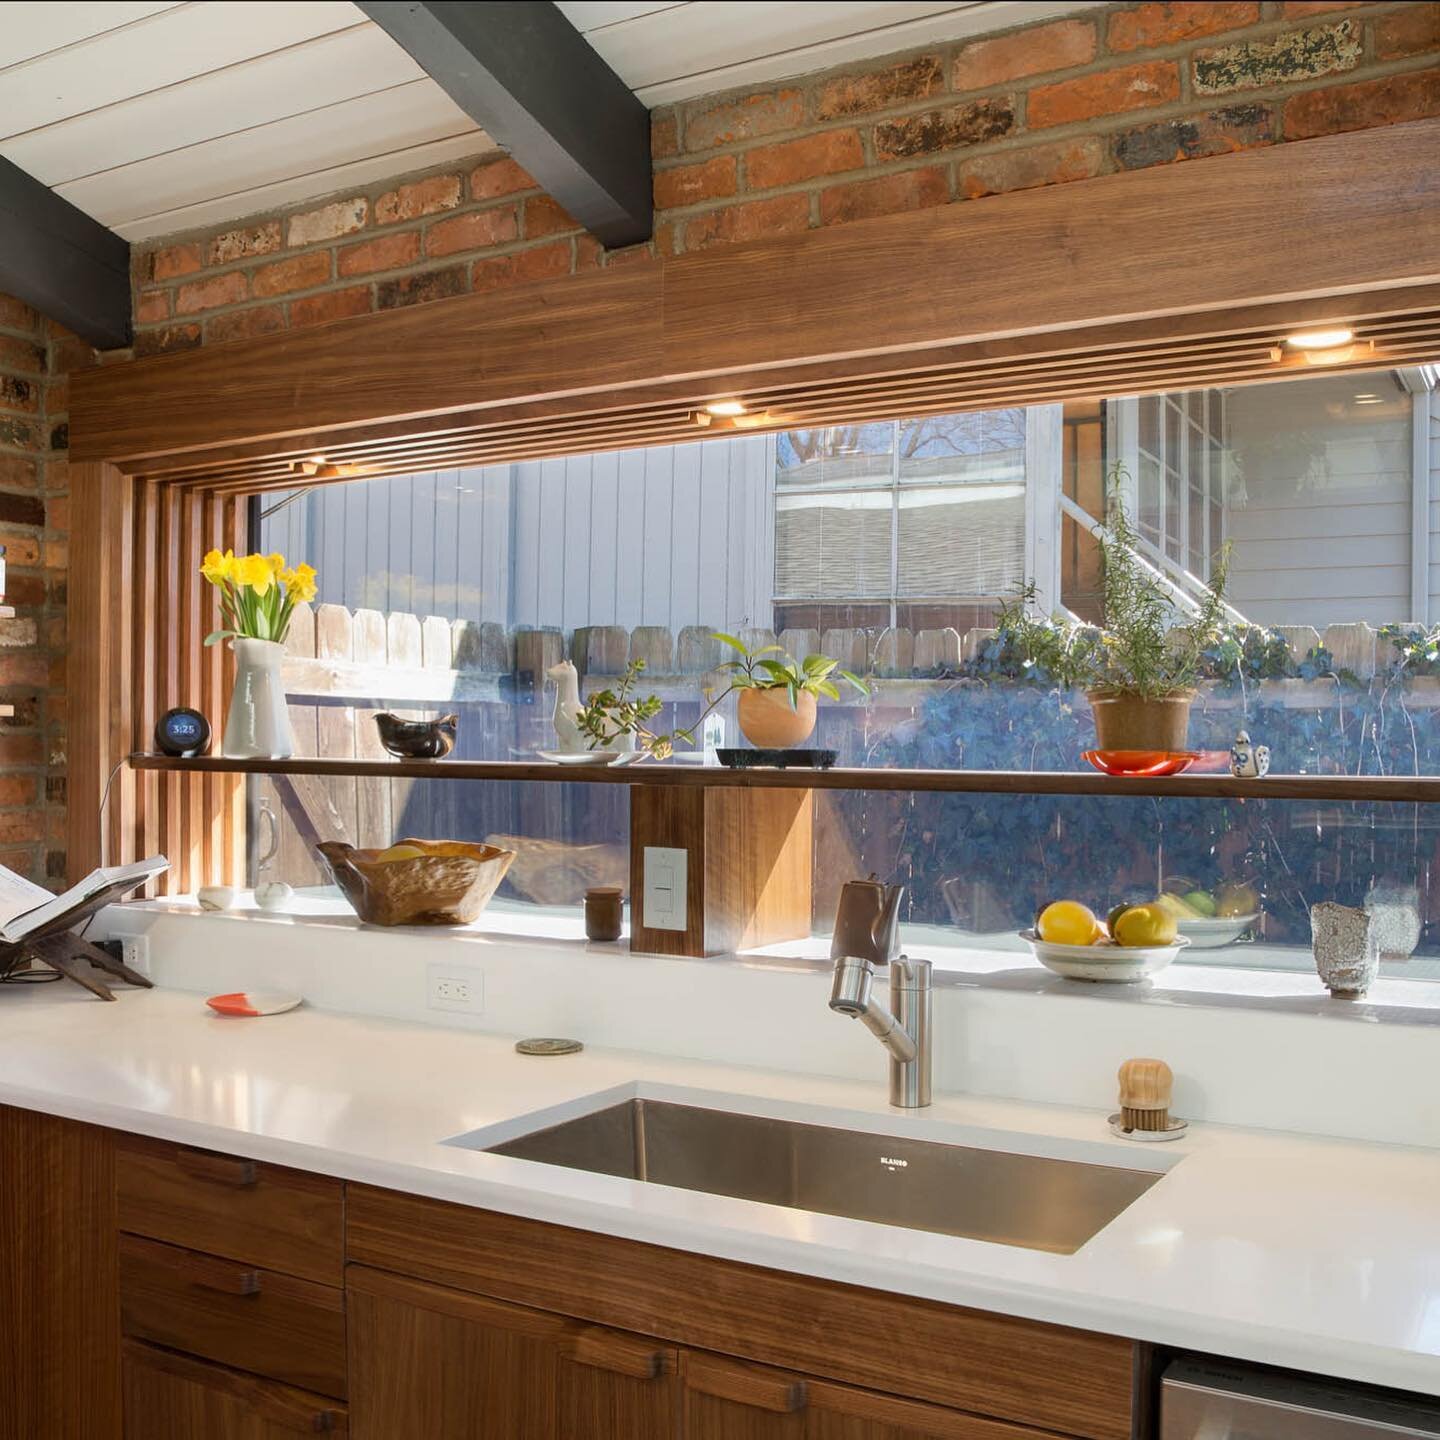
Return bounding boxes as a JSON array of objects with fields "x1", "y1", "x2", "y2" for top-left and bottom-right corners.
[{"x1": 3, "y1": 982, "x2": 1438, "y2": 1397}]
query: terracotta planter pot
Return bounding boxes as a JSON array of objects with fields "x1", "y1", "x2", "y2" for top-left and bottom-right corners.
[
  {"x1": 1086, "y1": 689, "x2": 1194, "y2": 752},
  {"x1": 738, "y1": 687, "x2": 817, "y2": 748}
]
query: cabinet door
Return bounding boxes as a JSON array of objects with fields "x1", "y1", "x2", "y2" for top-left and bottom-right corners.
[
  {"x1": 123, "y1": 1341, "x2": 347, "y2": 1438},
  {"x1": 558, "y1": 1325, "x2": 679, "y2": 1440},
  {"x1": 349, "y1": 1268, "x2": 566, "y2": 1440},
  {"x1": 683, "y1": 1353, "x2": 808, "y2": 1440}
]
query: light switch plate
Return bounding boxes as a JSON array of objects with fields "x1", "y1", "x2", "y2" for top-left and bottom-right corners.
[{"x1": 643, "y1": 846, "x2": 687, "y2": 931}]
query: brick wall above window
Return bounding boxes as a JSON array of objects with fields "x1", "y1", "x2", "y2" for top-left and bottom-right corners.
[{"x1": 119, "y1": 1, "x2": 1438, "y2": 360}]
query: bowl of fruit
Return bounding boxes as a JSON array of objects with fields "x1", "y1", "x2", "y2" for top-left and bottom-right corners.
[
  {"x1": 1021, "y1": 899, "x2": 1190, "y2": 983},
  {"x1": 1156, "y1": 880, "x2": 1260, "y2": 949}
]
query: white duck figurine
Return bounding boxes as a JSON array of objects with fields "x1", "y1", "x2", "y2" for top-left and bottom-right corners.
[
  {"x1": 547, "y1": 660, "x2": 587, "y2": 753},
  {"x1": 1229, "y1": 729, "x2": 1270, "y2": 778}
]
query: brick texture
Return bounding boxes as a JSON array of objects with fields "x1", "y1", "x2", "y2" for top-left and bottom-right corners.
[
  {"x1": 120, "y1": 1, "x2": 1439, "y2": 358},
  {"x1": 0, "y1": 299, "x2": 86, "y2": 885}
]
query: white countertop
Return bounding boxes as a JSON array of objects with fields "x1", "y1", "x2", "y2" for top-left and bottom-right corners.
[{"x1": 3, "y1": 982, "x2": 1439, "y2": 1397}]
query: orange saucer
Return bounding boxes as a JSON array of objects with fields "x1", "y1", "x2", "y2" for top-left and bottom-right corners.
[{"x1": 1082, "y1": 749, "x2": 1199, "y2": 777}]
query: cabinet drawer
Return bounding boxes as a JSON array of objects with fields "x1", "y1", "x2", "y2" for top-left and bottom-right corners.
[
  {"x1": 124, "y1": 1340, "x2": 348, "y2": 1437},
  {"x1": 120, "y1": 1233, "x2": 347, "y2": 1399},
  {"x1": 117, "y1": 1133, "x2": 343, "y2": 1285}
]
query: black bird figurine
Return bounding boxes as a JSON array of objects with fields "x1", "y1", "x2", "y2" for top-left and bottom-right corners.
[{"x1": 374, "y1": 712, "x2": 458, "y2": 759}]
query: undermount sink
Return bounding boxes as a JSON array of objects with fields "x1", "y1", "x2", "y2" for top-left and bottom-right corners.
[{"x1": 465, "y1": 1096, "x2": 1165, "y2": 1255}]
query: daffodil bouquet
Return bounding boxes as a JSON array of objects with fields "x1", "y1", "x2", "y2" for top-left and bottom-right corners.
[{"x1": 200, "y1": 550, "x2": 318, "y2": 648}]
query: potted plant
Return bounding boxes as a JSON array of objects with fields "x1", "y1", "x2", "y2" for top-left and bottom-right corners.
[
  {"x1": 999, "y1": 465, "x2": 1230, "y2": 753},
  {"x1": 200, "y1": 549, "x2": 317, "y2": 759},
  {"x1": 714, "y1": 633, "x2": 869, "y2": 748}
]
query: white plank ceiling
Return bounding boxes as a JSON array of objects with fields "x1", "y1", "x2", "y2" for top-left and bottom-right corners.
[{"x1": 0, "y1": 0, "x2": 1091, "y2": 242}]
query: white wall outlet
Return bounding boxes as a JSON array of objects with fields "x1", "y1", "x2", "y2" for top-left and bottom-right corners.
[
  {"x1": 427, "y1": 963, "x2": 485, "y2": 1013},
  {"x1": 643, "y1": 846, "x2": 687, "y2": 932},
  {"x1": 119, "y1": 935, "x2": 150, "y2": 978}
]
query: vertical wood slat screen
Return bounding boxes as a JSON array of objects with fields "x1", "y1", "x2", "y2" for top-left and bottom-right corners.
[{"x1": 71, "y1": 467, "x2": 246, "y2": 892}]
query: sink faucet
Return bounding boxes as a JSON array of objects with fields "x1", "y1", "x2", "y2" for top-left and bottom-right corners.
[{"x1": 829, "y1": 955, "x2": 932, "y2": 1108}]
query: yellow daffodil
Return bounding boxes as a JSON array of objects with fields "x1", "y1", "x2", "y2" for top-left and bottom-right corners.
[
  {"x1": 233, "y1": 553, "x2": 274, "y2": 596},
  {"x1": 199, "y1": 548, "x2": 235, "y2": 586},
  {"x1": 280, "y1": 564, "x2": 317, "y2": 604},
  {"x1": 267, "y1": 552, "x2": 286, "y2": 575}
]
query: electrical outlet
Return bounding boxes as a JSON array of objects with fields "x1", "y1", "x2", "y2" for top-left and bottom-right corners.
[
  {"x1": 643, "y1": 846, "x2": 687, "y2": 931},
  {"x1": 427, "y1": 963, "x2": 484, "y2": 1013},
  {"x1": 120, "y1": 935, "x2": 151, "y2": 978}
]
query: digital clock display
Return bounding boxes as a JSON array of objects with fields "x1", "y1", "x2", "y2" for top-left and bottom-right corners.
[{"x1": 155, "y1": 707, "x2": 210, "y2": 757}]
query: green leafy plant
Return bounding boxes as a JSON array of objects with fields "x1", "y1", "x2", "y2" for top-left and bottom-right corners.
[
  {"x1": 575, "y1": 660, "x2": 675, "y2": 756},
  {"x1": 999, "y1": 462, "x2": 1232, "y2": 700},
  {"x1": 712, "y1": 632, "x2": 869, "y2": 708}
]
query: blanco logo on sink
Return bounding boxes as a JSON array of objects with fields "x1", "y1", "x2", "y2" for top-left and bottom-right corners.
[{"x1": 879, "y1": 1156, "x2": 908, "y2": 1171}]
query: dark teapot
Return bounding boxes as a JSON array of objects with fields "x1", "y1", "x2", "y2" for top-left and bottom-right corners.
[{"x1": 374, "y1": 712, "x2": 458, "y2": 759}]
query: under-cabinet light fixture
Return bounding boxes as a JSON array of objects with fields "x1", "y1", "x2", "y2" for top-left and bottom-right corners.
[
  {"x1": 693, "y1": 406, "x2": 773, "y2": 430},
  {"x1": 1285, "y1": 327, "x2": 1354, "y2": 350},
  {"x1": 703, "y1": 399, "x2": 748, "y2": 416}
]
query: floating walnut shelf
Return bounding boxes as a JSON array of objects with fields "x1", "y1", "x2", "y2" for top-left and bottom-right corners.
[{"x1": 128, "y1": 754, "x2": 1440, "y2": 804}]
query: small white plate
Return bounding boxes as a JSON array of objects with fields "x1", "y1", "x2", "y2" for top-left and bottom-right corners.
[
  {"x1": 1019, "y1": 930, "x2": 1189, "y2": 983},
  {"x1": 1175, "y1": 912, "x2": 1259, "y2": 948},
  {"x1": 536, "y1": 750, "x2": 624, "y2": 766}
]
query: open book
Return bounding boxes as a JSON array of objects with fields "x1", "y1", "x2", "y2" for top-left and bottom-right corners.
[{"x1": 0, "y1": 855, "x2": 169, "y2": 944}]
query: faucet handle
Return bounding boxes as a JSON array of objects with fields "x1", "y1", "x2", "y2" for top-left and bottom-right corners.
[{"x1": 889, "y1": 955, "x2": 931, "y2": 989}]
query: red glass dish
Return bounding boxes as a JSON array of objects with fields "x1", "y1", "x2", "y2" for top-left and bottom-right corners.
[{"x1": 1082, "y1": 749, "x2": 1199, "y2": 777}]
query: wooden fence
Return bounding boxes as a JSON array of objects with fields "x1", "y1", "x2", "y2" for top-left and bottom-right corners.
[{"x1": 256, "y1": 602, "x2": 1438, "y2": 891}]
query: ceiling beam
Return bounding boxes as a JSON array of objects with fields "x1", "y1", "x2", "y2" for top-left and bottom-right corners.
[
  {"x1": 0, "y1": 156, "x2": 131, "y2": 350},
  {"x1": 357, "y1": 0, "x2": 652, "y2": 248}
]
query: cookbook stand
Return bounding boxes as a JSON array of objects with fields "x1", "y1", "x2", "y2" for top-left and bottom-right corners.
[{"x1": 0, "y1": 875, "x2": 158, "y2": 1001}]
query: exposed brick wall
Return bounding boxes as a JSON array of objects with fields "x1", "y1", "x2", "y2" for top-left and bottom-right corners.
[
  {"x1": 127, "y1": 0, "x2": 1439, "y2": 356},
  {"x1": 0, "y1": 295, "x2": 91, "y2": 886}
]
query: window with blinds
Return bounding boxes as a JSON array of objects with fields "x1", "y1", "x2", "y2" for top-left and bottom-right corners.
[{"x1": 774, "y1": 410, "x2": 1028, "y2": 629}]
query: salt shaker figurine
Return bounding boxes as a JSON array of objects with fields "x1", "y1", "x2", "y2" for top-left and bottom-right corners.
[{"x1": 1230, "y1": 729, "x2": 1270, "y2": 778}]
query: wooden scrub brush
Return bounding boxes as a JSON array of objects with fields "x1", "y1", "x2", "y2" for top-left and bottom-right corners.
[{"x1": 1117, "y1": 1057, "x2": 1173, "y2": 1132}]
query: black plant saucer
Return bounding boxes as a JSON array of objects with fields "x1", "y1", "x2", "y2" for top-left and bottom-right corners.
[{"x1": 716, "y1": 748, "x2": 838, "y2": 770}]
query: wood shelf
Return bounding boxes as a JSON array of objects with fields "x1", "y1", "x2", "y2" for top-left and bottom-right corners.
[{"x1": 128, "y1": 753, "x2": 1440, "y2": 803}]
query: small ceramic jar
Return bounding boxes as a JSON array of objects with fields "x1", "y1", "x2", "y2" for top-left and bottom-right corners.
[{"x1": 584, "y1": 886, "x2": 623, "y2": 942}]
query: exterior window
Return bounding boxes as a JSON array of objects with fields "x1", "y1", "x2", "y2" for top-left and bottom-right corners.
[{"x1": 774, "y1": 411, "x2": 1029, "y2": 634}]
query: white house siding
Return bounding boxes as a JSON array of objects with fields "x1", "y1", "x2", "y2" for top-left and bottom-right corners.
[
  {"x1": 260, "y1": 435, "x2": 775, "y2": 634},
  {"x1": 1427, "y1": 391, "x2": 1440, "y2": 621},
  {"x1": 1223, "y1": 373, "x2": 1415, "y2": 629}
]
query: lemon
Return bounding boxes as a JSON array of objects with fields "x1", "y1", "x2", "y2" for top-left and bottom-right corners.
[
  {"x1": 1112, "y1": 903, "x2": 1178, "y2": 948},
  {"x1": 377, "y1": 843, "x2": 426, "y2": 863},
  {"x1": 1037, "y1": 900, "x2": 1102, "y2": 947}
]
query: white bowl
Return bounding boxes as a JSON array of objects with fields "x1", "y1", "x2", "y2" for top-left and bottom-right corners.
[
  {"x1": 1019, "y1": 929, "x2": 1189, "y2": 983},
  {"x1": 1175, "y1": 912, "x2": 1259, "y2": 949}
]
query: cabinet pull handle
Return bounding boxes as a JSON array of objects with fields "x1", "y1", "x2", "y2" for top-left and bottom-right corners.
[
  {"x1": 310, "y1": 1410, "x2": 338, "y2": 1433},
  {"x1": 687, "y1": 1356, "x2": 807, "y2": 1413},
  {"x1": 175, "y1": 1148, "x2": 258, "y2": 1188},
  {"x1": 563, "y1": 1327, "x2": 673, "y2": 1380},
  {"x1": 175, "y1": 1252, "x2": 262, "y2": 1296}
]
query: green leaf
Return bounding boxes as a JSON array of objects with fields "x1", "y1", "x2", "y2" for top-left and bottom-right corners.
[
  {"x1": 756, "y1": 658, "x2": 797, "y2": 685},
  {"x1": 749, "y1": 645, "x2": 787, "y2": 657},
  {"x1": 203, "y1": 629, "x2": 234, "y2": 647},
  {"x1": 786, "y1": 680, "x2": 799, "y2": 710},
  {"x1": 816, "y1": 679, "x2": 841, "y2": 701},
  {"x1": 837, "y1": 668, "x2": 869, "y2": 696},
  {"x1": 711, "y1": 632, "x2": 748, "y2": 655},
  {"x1": 801, "y1": 654, "x2": 836, "y2": 677}
]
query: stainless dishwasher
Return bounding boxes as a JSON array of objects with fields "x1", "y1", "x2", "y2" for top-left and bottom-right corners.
[{"x1": 1161, "y1": 1358, "x2": 1440, "y2": 1438}]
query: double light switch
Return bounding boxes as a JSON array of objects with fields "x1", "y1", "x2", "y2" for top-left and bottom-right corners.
[{"x1": 642, "y1": 846, "x2": 687, "y2": 931}]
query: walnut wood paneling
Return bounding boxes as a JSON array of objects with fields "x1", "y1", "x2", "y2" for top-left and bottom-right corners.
[
  {"x1": 345, "y1": 1186, "x2": 1133, "y2": 1440},
  {"x1": 0, "y1": 1105, "x2": 120, "y2": 1440},
  {"x1": 629, "y1": 785, "x2": 813, "y2": 957},
  {"x1": 117, "y1": 1133, "x2": 345, "y2": 1285},
  {"x1": 123, "y1": 1342, "x2": 348, "y2": 1439},
  {"x1": 120, "y1": 1234, "x2": 347, "y2": 1399}
]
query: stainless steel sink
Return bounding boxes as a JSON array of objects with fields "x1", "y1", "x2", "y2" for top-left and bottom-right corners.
[{"x1": 481, "y1": 1098, "x2": 1162, "y2": 1255}]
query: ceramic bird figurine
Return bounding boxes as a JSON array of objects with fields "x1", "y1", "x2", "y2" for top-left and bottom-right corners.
[
  {"x1": 548, "y1": 660, "x2": 586, "y2": 753},
  {"x1": 1229, "y1": 729, "x2": 1270, "y2": 778}
]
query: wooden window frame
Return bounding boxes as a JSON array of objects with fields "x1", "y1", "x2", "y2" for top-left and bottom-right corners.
[{"x1": 67, "y1": 118, "x2": 1440, "y2": 891}]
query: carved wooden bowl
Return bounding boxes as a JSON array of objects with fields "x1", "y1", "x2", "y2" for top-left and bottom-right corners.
[{"x1": 317, "y1": 837, "x2": 516, "y2": 926}]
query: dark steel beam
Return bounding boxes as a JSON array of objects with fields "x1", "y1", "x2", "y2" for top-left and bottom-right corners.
[
  {"x1": 0, "y1": 156, "x2": 131, "y2": 350},
  {"x1": 357, "y1": 0, "x2": 652, "y2": 247}
]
